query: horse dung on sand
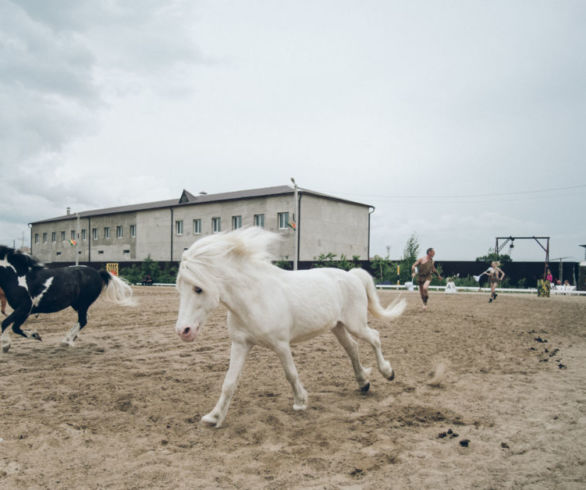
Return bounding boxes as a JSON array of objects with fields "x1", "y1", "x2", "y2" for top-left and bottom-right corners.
[
  {"x1": 175, "y1": 227, "x2": 406, "y2": 428},
  {"x1": 0, "y1": 246, "x2": 135, "y2": 353}
]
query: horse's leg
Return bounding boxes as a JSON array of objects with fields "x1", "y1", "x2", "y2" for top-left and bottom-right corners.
[
  {"x1": 332, "y1": 323, "x2": 372, "y2": 392},
  {"x1": 2, "y1": 309, "x2": 40, "y2": 353},
  {"x1": 1, "y1": 329, "x2": 11, "y2": 353},
  {"x1": 62, "y1": 308, "x2": 87, "y2": 346},
  {"x1": 202, "y1": 340, "x2": 251, "y2": 428},
  {"x1": 273, "y1": 341, "x2": 308, "y2": 411},
  {"x1": 344, "y1": 322, "x2": 395, "y2": 381},
  {"x1": 0, "y1": 294, "x2": 7, "y2": 316},
  {"x1": 1, "y1": 314, "x2": 15, "y2": 352}
]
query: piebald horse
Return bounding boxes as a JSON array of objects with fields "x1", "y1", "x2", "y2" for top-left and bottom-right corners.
[
  {"x1": 0, "y1": 246, "x2": 135, "y2": 352},
  {"x1": 175, "y1": 228, "x2": 406, "y2": 428}
]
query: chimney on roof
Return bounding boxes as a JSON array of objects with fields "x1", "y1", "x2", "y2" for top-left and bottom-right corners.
[{"x1": 66, "y1": 207, "x2": 71, "y2": 215}]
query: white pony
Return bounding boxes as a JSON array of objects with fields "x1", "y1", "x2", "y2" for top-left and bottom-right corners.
[{"x1": 175, "y1": 227, "x2": 406, "y2": 428}]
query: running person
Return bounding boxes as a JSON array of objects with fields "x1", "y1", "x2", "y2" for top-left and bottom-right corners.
[
  {"x1": 486, "y1": 261, "x2": 505, "y2": 303},
  {"x1": 412, "y1": 248, "x2": 442, "y2": 310}
]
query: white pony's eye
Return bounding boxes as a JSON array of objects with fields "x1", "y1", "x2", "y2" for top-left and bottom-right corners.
[{"x1": 193, "y1": 286, "x2": 203, "y2": 294}]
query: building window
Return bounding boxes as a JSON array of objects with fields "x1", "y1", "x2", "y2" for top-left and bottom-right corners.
[
  {"x1": 116, "y1": 225, "x2": 123, "y2": 238},
  {"x1": 232, "y1": 215, "x2": 242, "y2": 230},
  {"x1": 92, "y1": 228, "x2": 98, "y2": 240},
  {"x1": 278, "y1": 212, "x2": 289, "y2": 230},
  {"x1": 175, "y1": 220, "x2": 184, "y2": 236},
  {"x1": 81, "y1": 229, "x2": 86, "y2": 240},
  {"x1": 193, "y1": 219, "x2": 201, "y2": 235},
  {"x1": 98, "y1": 250, "x2": 104, "y2": 255},
  {"x1": 56, "y1": 251, "x2": 62, "y2": 256},
  {"x1": 104, "y1": 227, "x2": 110, "y2": 239},
  {"x1": 51, "y1": 232, "x2": 56, "y2": 242},
  {"x1": 130, "y1": 224, "x2": 136, "y2": 238},
  {"x1": 212, "y1": 217, "x2": 221, "y2": 233},
  {"x1": 34, "y1": 234, "x2": 39, "y2": 244},
  {"x1": 71, "y1": 230, "x2": 76, "y2": 240},
  {"x1": 254, "y1": 214, "x2": 265, "y2": 228},
  {"x1": 60, "y1": 231, "x2": 66, "y2": 241}
]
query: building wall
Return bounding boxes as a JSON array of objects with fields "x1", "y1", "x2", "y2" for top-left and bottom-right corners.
[
  {"x1": 86, "y1": 213, "x2": 137, "y2": 262},
  {"x1": 171, "y1": 195, "x2": 296, "y2": 261},
  {"x1": 299, "y1": 195, "x2": 370, "y2": 260},
  {"x1": 136, "y1": 209, "x2": 172, "y2": 261},
  {"x1": 31, "y1": 192, "x2": 370, "y2": 264},
  {"x1": 31, "y1": 213, "x2": 143, "y2": 263}
]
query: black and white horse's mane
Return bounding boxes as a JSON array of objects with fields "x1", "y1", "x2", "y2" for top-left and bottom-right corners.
[{"x1": 0, "y1": 245, "x2": 45, "y2": 277}]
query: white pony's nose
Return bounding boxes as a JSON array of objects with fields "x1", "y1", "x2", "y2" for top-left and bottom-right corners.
[{"x1": 178, "y1": 325, "x2": 198, "y2": 342}]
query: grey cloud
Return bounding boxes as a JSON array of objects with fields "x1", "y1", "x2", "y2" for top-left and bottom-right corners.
[{"x1": 0, "y1": 0, "x2": 205, "y2": 176}]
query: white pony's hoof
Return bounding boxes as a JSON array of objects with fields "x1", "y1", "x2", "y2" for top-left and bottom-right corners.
[
  {"x1": 201, "y1": 413, "x2": 222, "y2": 427},
  {"x1": 293, "y1": 402, "x2": 307, "y2": 411},
  {"x1": 61, "y1": 339, "x2": 75, "y2": 347},
  {"x1": 1, "y1": 344, "x2": 10, "y2": 353},
  {"x1": 381, "y1": 361, "x2": 394, "y2": 379}
]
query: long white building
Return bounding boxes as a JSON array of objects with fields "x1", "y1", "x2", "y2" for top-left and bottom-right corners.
[{"x1": 30, "y1": 185, "x2": 373, "y2": 265}]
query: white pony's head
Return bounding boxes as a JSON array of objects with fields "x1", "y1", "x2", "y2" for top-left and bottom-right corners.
[
  {"x1": 174, "y1": 227, "x2": 280, "y2": 342},
  {"x1": 175, "y1": 260, "x2": 221, "y2": 342}
]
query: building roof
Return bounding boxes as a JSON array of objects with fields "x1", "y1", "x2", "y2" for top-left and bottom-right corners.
[{"x1": 30, "y1": 185, "x2": 372, "y2": 224}]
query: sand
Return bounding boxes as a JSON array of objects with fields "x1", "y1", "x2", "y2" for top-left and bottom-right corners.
[{"x1": 1, "y1": 287, "x2": 585, "y2": 489}]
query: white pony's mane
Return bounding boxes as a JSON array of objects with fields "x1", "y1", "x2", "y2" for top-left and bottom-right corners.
[{"x1": 179, "y1": 227, "x2": 281, "y2": 284}]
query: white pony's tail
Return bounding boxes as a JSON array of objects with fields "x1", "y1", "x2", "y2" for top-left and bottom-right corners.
[
  {"x1": 100, "y1": 271, "x2": 136, "y2": 306},
  {"x1": 349, "y1": 268, "x2": 406, "y2": 320}
]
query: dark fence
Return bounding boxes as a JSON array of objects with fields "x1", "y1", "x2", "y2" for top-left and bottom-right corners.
[
  {"x1": 43, "y1": 259, "x2": 582, "y2": 289},
  {"x1": 435, "y1": 261, "x2": 580, "y2": 287}
]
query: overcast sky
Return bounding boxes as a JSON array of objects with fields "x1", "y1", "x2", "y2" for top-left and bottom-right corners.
[{"x1": 1, "y1": 0, "x2": 585, "y2": 261}]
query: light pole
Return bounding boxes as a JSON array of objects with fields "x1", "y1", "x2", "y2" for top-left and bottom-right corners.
[
  {"x1": 291, "y1": 177, "x2": 299, "y2": 270},
  {"x1": 75, "y1": 212, "x2": 80, "y2": 266}
]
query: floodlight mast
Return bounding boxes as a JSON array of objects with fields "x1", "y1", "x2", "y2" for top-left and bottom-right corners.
[
  {"x1": 291, "y1": 178, "x2": 299, "y2": 271},
  {"x1": 495, "y1": 236, "x2": 550, "y2": 279}
]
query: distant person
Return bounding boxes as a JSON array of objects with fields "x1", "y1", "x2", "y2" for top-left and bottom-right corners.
[
  {"x1": 546, "y1": 268, "x2": 553, "y2": 285},
  {"x1": 142, "y1": 274, "x2": 153, "y2": 286},
  {"x1": 445, "y1": 277, "x2": 457, "y2": 294},
  {"x1": 486, "y1": 261, "x2": 505, "y2": 303},
  {"x1": 412, "y1": 248, "x2": 443, "y2": 310}
]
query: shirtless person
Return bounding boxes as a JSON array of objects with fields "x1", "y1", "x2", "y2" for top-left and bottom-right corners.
[{"x1": 412, "y1": 248, "x2": 442, "y2": 310}]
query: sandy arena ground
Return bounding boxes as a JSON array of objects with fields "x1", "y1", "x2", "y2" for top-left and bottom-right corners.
[{"x1": 1, "y1": 286, "x2": 585, "y2": 489}]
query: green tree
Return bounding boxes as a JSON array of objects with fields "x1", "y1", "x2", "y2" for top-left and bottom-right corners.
[
  {"x1": 475, "y1": 248, "x2": 512, "y2": 264},
  {"x1": 313, "y1": 252, "x2": 337, "y2": 268},
  {"x1": 119, "y1": 255, "x2": 177, "y2": 284},
  {"x1": 312, "y1": 253, "x2": 361, "y2": 270},
  {"x1": 274, "y1": 259, "x2": 292, "y2": 270},
  {"x1": 398, "y1": 233, "x2": 419, "y2": 284},
  {"x1": 371, "y1": 255, "x2": 394, "y2": 283}
]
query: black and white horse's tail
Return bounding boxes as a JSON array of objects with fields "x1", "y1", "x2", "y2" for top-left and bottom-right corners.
[
  {"x1": 99, "y1": 271, "x2": 136, "y2": 306},
  {"x1": 349, "y1": 268, "x2": 406, "y2": 320}
]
